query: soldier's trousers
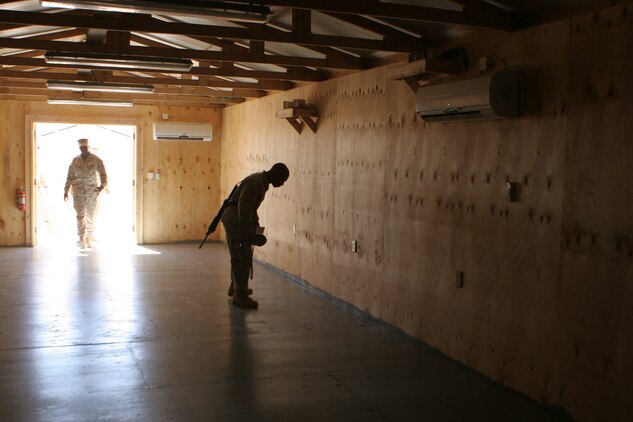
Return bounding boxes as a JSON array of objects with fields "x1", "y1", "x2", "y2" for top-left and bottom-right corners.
[
  {"x1": 224, "y1": 229, "x2": 253, "y2": 295},
  {"x1": 73, "y1": 189, "x2": 99, "y2": 238}
]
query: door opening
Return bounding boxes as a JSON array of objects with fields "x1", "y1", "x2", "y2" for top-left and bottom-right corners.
[{"x1": 34, "y1": 123, "x2": 136, "y2": 251}]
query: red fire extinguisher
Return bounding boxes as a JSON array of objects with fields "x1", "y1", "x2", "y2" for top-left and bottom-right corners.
[{"x1": 16, "y1": 186, "x2": 26, "y2": 212}]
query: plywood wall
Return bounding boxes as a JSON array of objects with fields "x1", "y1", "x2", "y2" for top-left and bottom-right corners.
[
  {"x1": 140, "y1": 108, "x2": 222, "y2": 244},
  {"x1": 560, "y1": 6, "x2": 633, "y2": 420},
  {"x1": 0, "y1": 101, "x2": 221, "y2": 246},
  {"x1": 0, "y1": 101, "x2": 29, "y2": 245},
  {"x1": 221, "y1": 4, "x2": 633, "y2": 421}
]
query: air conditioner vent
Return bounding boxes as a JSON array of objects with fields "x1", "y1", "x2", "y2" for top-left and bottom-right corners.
[
  {"x1": 416, "y1": 68, "x2": 523, "y2": 122},
  {"x1": 153, "y1": 122, "x2": 213, "y2": 142}
]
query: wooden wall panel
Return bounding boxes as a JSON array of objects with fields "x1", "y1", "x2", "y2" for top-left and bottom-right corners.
[
  {"x1": 381, "y1": 19, "x2": 570, "y2": 407},
  {"x1": 0, "y1": 102, "x2": 221, "y2": 246},
  {"x1": 222, "y1": 5, "x2": 633, "y2": 420},
  {"x1": 141, "y1": 106, "x2": 221, "y2": 244},
  {"x1": 262, "y1": 94, "x2": 302, "y2": 276},
  {"x1": 289, "y1": 83, "x2": 337, "y2": 292},
  {"x1": 0, "y1": 102, "x2": 28, "y2": 245},
  {"x1": 561, "y1": 5, "x2": 633, "y2": 420},
  {"x1": 331, "y1": 69, "x2": 388, "y2": 315}
]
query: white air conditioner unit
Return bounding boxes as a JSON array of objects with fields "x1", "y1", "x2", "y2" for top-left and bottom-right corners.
[
  {"x1": 153, "y1": 122, "x2": 213, "y2": 142},
  {"x1": 416, "y1": 68, "x2": 523, "y2": 122}
]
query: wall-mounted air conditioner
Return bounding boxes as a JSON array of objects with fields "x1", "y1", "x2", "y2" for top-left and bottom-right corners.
[
  {"x1": 153, "y1": 122, "x2": 213, "y2": 141},
  {"x1": 416, "y1": 68, "x2": 523, "y2": 122}
]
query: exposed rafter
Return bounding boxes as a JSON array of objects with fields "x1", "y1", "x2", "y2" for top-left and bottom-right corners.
[
  {"x1": 0, "y1": 37, "x2": 367, "y2": 70},
  {"x1": 322, "y1": 12, "x2": 424, "y2": 44},
  {"x1": 0, "y1": 69, "x2": 293, "y2": 90},
  {"x1": 129, "y1": 33, "x2": 329, "y2": 82},
  {"x1": 0, "y1": 10, "x2": 424, "y2": 53},
  {"x1": 0, "y1": 86, "x2": 244, "y2": 103},
  {"x1": 234, "y1": 21, "x2": 367, "y2": 71},
  {"x1": 1, "y1": 0, "x2": 605, "y2": 108},
  {"x1": 0, "y1": 56, "x2": 325, "y2": 82},
  {"x1": 225, "y1": 0, "x2": 522, "y2": 30}
]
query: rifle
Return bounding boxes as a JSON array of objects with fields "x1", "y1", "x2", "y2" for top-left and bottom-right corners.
[{"x1": 198, "y1": 183, "x2": 239, "y2": 249}]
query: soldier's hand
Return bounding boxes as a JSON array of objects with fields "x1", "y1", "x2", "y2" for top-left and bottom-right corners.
[
  {"x1": 63, "y1": 193, "x2": 68, "y2": 202},
  {"x1": 250, "y1": 234, "x2": 267, "y2": 247}
]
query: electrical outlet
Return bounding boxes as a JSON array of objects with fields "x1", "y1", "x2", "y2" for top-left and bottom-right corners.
[
  {"x1": 506, "y1": 181, "x2": 520, "y2": 202},
  {"x1": 352, "y1": 240, "x2": 357, "y2": 253},
  {"x1": 456, "y1": 271, "x2": 464, "y2": 288}
]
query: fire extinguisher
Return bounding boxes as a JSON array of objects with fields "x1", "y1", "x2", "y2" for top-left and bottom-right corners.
[{"x1": 16, "y1": 186, "x2": 26, "y2": 212}]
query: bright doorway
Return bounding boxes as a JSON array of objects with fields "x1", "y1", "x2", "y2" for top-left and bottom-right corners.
[{"x1": 34, "y1": 123, "x2": 136, "y2": 251}]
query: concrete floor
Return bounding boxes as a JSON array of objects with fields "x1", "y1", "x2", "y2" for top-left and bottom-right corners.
[{"x1": 0, "y1": 243, "x2": 568, "y2": 422}]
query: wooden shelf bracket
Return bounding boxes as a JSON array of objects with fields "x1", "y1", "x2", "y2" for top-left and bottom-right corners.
[{"x1": 276, "y1": 99, "x2": 319, "y2": 134}]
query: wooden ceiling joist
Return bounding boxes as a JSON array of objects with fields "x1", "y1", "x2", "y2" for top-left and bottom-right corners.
[
  {"x1": 0, "y1": 56, "x2": 325, "y2": 82},
  {"x1": 129, "y1": 33, "x2": 328, "y2": 82},
  {"x1": 0, "y1": 93, "x2": 226, "y2": 108},
  {"x1": 0, "y1": 37, "x2": 366, "y2": 70},
  {"x1": 0, "y1": 69, "x2": 292, "y2": 90},
  {"x1": 232, "y1": 88, "x2": 266, "y2": 98},
  {"x1": 225, "y1": 0, "x2": 521, "y2": 30},
  {"x1": 0, "y1": 0, "x2": 618, "y2": 110},
  {"x1": 0, "y1": 10, "x2": 424, "y2": 53},
  {"x1": 235, "y1": 22, "x2": 367, "y2": 70},
  {"x1": 0, "y1": 77, "x2": 264, "y2": 99},
  {"x1": 1, "y1": 87, "x2": 244, "y2": 103}
]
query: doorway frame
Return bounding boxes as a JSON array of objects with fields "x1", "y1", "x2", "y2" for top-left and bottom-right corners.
[{"x1": 25, "y1": 115, "x2": 144, "y2": 246}]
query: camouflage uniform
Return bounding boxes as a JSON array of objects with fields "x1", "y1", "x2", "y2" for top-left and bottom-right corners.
[
  {"x1": 221, "y1": 171, "x2": 269, "y2": 297},
  {"x1": 64, "y1": 153, "x2": 108, "y2": 240}
]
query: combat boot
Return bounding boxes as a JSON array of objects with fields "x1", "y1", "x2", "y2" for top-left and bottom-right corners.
[
  {"x1": 227, "y1": 282, "x2": 252, "y2": 297},
  {"x1": 232, "y1": 293, "x2": 258, "y2": 309}
]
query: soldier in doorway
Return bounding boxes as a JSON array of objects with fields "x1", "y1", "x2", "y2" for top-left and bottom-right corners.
[
  {"x1": 221, "y1": 163, "x2": 289, "y2": 309},
  {"x1": 64, "y1": 138, "x2": 108, "y2": 248}
]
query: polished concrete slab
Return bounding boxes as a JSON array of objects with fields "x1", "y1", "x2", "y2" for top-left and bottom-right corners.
[{"x1": 0, "y1": 243, "x2": 568, "y2": 421}]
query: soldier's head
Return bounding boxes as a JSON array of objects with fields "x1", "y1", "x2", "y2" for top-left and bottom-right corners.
[
  {"x1": 78, "y1": 138, "x2": 90, "y2": 156},
  {"x1": 267, "y1": 163, "x2": 289, "y2": 188}
]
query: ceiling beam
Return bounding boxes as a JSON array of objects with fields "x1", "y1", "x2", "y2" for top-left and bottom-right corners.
[
  {"x1": 0, "y1": 93, "x2": 226, "y2": 108},
  {"x1": 0, "y1": 10, "x2": 423, "y2": 53},
  {"x1": 0, "y1": 78, "x2": 267, "y2": 98},
  {"x1": 225, "y1": 0, "x2": 521, "y2": 30},
  {"x1": 0, "y1": 87, "x2": 244, "y2": 103},
  {"x1": 0, "y1": 69, "x2": 293, "y2": 90},
  {"x1": 130, "y1": 33, "x2": 328, "y2": 81},
  {"x1": 232, "y1": 88, "x2": 266, "y2": 98},
  {"x1": 293, "y1": 9, "x2": 312, "y2": 39},
  {"x1": 235, "y1": 21, "x2": 367, "y2": 70},
  {"x1": 322, "y1": 12, "x2": 425, "y2": 45},
  {"x1": 0, "y1": 37, "x2": 365, "y2": 70},
  {"x1": 0, "y1": 56, "x2": 326, "y2": 82},
  {"x1": 131, "y1": 100, "x2": 225, "y2": 108}
]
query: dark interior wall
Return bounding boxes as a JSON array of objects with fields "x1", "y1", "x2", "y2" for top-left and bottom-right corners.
[
  {"x1": 221, "y1": 5, "x2": 632, "y2": 420},
  {"x1": 559, "y1": 6, "x2": 633, "y2": 419}
]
